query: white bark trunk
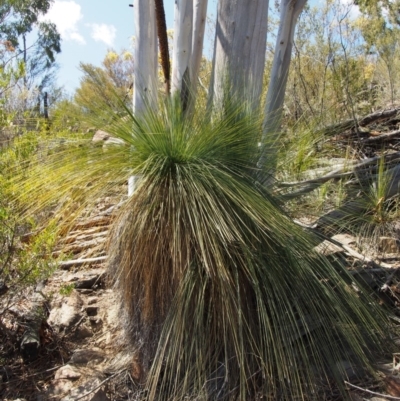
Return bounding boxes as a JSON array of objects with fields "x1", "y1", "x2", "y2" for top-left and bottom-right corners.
[
  {"x1": 133, "y1": 0, "x2": 158, "y2": 114},
  {"x1": 209, "y1": 0, "x2": 269, "y2": 108},
  {"x1": 171, "y1": 0, "x2": 194, "y2": 108},
  {"x1": 261, "y1": 0, "x2": 307, "y2": 170},
  {"x1": 190, "y1": 0, "x2": 208, "y2": 100}
]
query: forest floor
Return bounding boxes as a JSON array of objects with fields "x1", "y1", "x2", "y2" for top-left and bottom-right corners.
[{"x1": 3, "y1": 109, "x2": 400, "y2": 400}]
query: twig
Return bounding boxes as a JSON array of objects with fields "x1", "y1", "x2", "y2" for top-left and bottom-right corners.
[
  {"x1": 381, "y1": 266, "x2": 400, "y2": 291},
  {"x1": 72, "y1": 369, "x2": 125, "y2": 401},
  {"x1": 344, "y1": 380, "x2": 400, "y2": 400}
]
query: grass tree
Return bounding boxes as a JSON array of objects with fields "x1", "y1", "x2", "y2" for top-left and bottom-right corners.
[
  {"x1": 16, "y1": 97, "x2": 393, "y2": 400},
  {"x1": 13, "y1": 1, "x2": 394, "y2": 400}
]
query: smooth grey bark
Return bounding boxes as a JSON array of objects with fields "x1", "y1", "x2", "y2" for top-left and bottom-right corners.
[
  {"x1": 171, "y1": 0, "x2": 194, "y2": 109},
  {"x1": 260, "y1": 0, "x2": 307, "y2": 172},
  {"x1": 133, "y1": 0, "x2": 158, "y2": 114},
  {"x1": 209, "y1": 0, "x2": 269, "y2": 108},
  {"x1": 190, "y1": 0, "x2": 208, "y2": 102}
]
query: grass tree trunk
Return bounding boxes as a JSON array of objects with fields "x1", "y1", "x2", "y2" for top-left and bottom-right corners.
[
  {"x1": 189, "y1": 0, "x2": 208, "y2": 103},
  {"x1": 133, "y1": 0, "x2": 158, "y2": 114},
  {"x1": 260, "y1": 0, "x2": 307, "y2": 175},
  {"x1": 209, "y1": 0, "x2": 269, "y2": 108},
  {"x1": 155, "y1": 0, "x2": 171, "y2": 95},
  {"x1": 171, "y1": 0, "x2": 194, "y2": 111}
]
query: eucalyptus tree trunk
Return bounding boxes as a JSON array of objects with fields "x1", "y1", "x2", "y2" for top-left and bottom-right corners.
[
  {"x1": 209, "y1": 0, "x2": 269, "y2": 108},
  {"x1": 171, "y1": 0, "x2": 194, "y2": 110},
  {"x1": 260, "y1": 0, "x2": 307, "y2": 173},
  {"x1": 133, "y1": 0, "x2": 158, "y2": 114},
  {"x1": 190, "y1": 0, "x2": 208, "y2": 101}
]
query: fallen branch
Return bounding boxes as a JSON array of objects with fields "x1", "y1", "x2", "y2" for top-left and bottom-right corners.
[
  {"x1": 344, "y1": 380, "x2": 400, "y2": 400},
  {"x1": 72, "y1": 369, "x2": 126, "y2": 401},
  {"x1": 58, "y1": 256, "x2": 107, "y2": 268},
  {"x1": 361, "y1": 129, "x2": 400, "y2": 144}
]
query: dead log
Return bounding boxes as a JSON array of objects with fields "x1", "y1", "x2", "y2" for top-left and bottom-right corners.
[
  {"x1": 361, "y1": 129, "x2": 400, "y2": 144},
  {"x1": 280, "y1": 151, "x2": 400, "y2": 199},
  {"x1": 318, "y1": 107, "x2": 400, "y2": 137},
  {"x1": 20, "y1": 293, "x2": 46, "y2": 361},
  {"x1": 58, "y1": 256, "x2": 107, "y2": 269}
]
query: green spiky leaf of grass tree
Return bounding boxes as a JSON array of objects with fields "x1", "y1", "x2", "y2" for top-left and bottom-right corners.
[
  {"x1": 349, "y1": 156, "x2": 400, "y2": 253},
  {"x1": 11, "y1": 97, "x2": 393, "y2": 400}
]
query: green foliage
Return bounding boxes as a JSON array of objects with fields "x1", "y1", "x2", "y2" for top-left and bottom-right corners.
[
  {"x1": 0, "y1": 0, "x2": 60, "y2": 63},
  {"x1": 0, "y1": 127, "x2": 73, "y2": 312},
  {"x1": 74, "y1": 50, "x2": 134, "y2": 122},
  {"x1": 0, "y1": 0, "x2": 61, "y2": 118},
  {"x1": 59, "y1": 283, "x2": 74, "y2": 296},
  {"x1": 13, "y1": 94, "x2": 393, "y2": 400}
]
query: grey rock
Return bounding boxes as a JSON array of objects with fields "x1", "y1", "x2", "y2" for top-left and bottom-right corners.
[
  {"x1": 92, "y1": 130, "x2": 110, "y2": 142},
  {"x1": 69, "y1": 348, "x2": 105, "y2": 366},
  {"x1": 60, "y1": 378, "x2": 109, "y2": 401},
  {"x1": 54, "y1": 364, "x2": 81, "y2": 380},
  {"x1": 64, "y1": 269, "x2": 105, "y2": 290},
  {"x1": 47, "y1": 291, "x2": 83, "y2": 330}
]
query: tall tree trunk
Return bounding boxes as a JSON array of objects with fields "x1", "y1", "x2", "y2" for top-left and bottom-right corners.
[
  {"x1": 133, "y1": 0, "x2": 158, "y2": 114},
  {"x1": 260, "y1": 0, "x2": 307, "y2": 174},
  {"x1": 154, "y1": 0, "x2": 171, "y2": 95},
  {"x1": 189, "y1": 0, "x2": 208, "y2": 104},
  {"x1": 209, "y1": 0, "x2": 269, "y2": 108},
  {"x1": 171, "y1": 0, "x2": 194, "y2": 111}
]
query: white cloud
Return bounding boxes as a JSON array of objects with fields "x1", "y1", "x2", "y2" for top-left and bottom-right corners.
[
  {"x1": 87, "y1": 23, "x2": 117, "y2": 47},
  {"x1": 39, "y1": 0, "x2": 85, "y2": 44},
  {"x1": 339, "y1": 0, "x2": 361, "y2": 19}
]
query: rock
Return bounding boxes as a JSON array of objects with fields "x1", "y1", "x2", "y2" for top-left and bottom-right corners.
[
  {"x1": 88, "y1": 296, "x2": 98, "y2": 305},
  {"x1": 49, "y1": 378, "x2": 75, "y2": 396},
  {"x1": 92, "y1": 130, "x2": 110, "y2": 142},
  {"x1": 74, "y1": 323, "x2": 93, "y2": 339},
  {"x1": 69, "y1": 348, "x2": 105, "y2": 366},
  {"x1": 314, "y1": 240, "x2": 343, "y2": 255},
  {"x1": 379, "y1": 236, "x2": 400, "y2": 253},
  {"x1": 47, "y1": 291, "x2": 83, "y2": 330},
  {"x1": 60, "y1": 377, "x2": 109, "y2": 401},
  {"x1": 331, "y1": 233, "x2": 357, "y2": 245},
  {"x1": 86, "y1": 306, "x2": 99, "y2": 316},
  {"x1": 54, "y1": 364, "x2": 81, "y2": 380},
  {"x1": 64, "y1": 269, "x2": 105, "y2": 290}
]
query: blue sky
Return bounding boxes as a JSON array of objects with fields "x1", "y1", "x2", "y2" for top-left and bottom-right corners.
[
  {"x1": 38, "y1": 0, "x2": 359, "y2": 95},
  {"x1": 38, "y1": 0, "x2": 217, "y2": 94}
]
